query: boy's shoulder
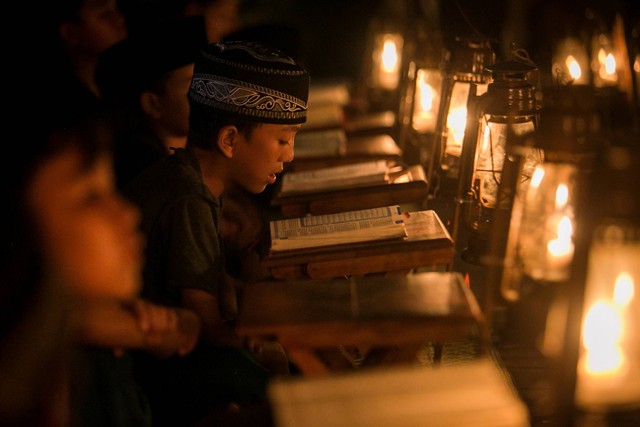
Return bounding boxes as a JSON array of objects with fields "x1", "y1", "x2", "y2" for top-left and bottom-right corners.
[{"x1": 124, "y1": 149, "x2": 207, "y2": 207}]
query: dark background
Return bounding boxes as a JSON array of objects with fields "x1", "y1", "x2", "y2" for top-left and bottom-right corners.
[{"x1": 118, "y1": 0, "x2": 638, "y2": 86}]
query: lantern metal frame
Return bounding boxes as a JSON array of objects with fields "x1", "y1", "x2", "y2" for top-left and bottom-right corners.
[
  {"x1": 454, "y1": 59, "x2": 541, "y2": 265},
  {"x1": 428, "y1": 36, "x2": 495, "y2": 200}
]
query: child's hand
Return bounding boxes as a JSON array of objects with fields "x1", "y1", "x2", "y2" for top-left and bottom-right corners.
[
  {"x1": 174, "y1": 308, "x2": 201, "y2": 356},
  {"x1": 245, "y1": 338, "x2": 290, "y2": 377},
  {"x1": 130, "y1": 299, "x2": 201, "y2": 358}
]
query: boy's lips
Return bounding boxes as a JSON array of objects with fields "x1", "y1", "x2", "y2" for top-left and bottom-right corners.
[{"x1": 268, "y1": 169, "x2": 283, "y2": 184}]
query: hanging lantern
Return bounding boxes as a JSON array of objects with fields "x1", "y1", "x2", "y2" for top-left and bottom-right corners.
[
  {"x1": 370, "y1": 32, "x2": 404, "y2": 92},
  {"x1": 429, "y1": 37, "x2": 495, "y2": 194},
  {"x1": 455, "y1": 58, "x2": 542, "y2": 264},
  {"x1": 591, "y1": 29, "x2": 619, "y2": 88},
  {"x1": 357, "y1": 1, "x2": 411, "y2": 113},
  {"x1": 499, "y1": 85, "x2": 601, "y2": 301},
  {"x1": 396, "y1": 26, "x2": 446, "y2": 167},
  {"x1": 547, "y1": 143, "x2": 640, "y2": 425}
]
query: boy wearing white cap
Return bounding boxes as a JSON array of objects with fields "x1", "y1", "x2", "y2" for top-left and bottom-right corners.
[{"x1": 125, "y1": 40, "x2": 309, "y2": 424}]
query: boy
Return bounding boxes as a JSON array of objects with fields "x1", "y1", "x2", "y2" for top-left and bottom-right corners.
[
  {"x1": 96, "y1": 15, "x2": 208, "y2": 189},
  {"x1": 125, "y1": 40, "x2": 309, "y2": 424}
]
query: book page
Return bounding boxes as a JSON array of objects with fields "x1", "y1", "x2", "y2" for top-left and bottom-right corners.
[
  {"x1": 270, "y1": 206, "x2": 406, "y2": 252},
  {"x1": 280, "y1": 160, "x2": 390, "y2": 194},
  {"x1": 268, "y1": 358, "x2": 530, "y2": 427}
]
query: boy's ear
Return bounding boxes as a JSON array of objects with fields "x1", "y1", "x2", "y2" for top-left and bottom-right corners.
[
  {"x1": 139, "y1": 91, "x2": 162, "y2": 119},
  {"x1": 217, "y1": 125, "x2": 238, "y2": 159}
]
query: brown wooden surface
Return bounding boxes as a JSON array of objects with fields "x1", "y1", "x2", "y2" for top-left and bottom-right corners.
[
  {"x1": 262, "y1": 210, "x2": 454, "y2": 280},
  {"x1": 236, "y1": 272, "x2": 483, "y2": 376},
  {"x1": 288, "y1": 133, "x2": 402, "y2": 172},
  {"x1": 272, "y1": 165, "x2": 428, "y2": 217}
]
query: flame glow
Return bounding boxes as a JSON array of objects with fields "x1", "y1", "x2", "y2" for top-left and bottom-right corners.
[
  {"x1": 382, "y1": 40, "x2": 398, "y2": 73},
  {"x1": 566, "y1": 55, "x2": 582, "y2": 80},
  {"x1": 418, "y1": 80, "x2": 434, "y2": 112}
]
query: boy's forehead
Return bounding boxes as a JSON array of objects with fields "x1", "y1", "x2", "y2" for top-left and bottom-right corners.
[{"x1": 257, "y1": 123, "x2": 302, "y2": 133}]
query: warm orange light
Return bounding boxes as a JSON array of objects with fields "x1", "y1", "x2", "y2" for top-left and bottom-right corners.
[
  {"x1": 446, "y1": 106, "x2": 468, "y2": 153},
  {"x1": 372, "y1": 33, "x2": 402, "y2": 91},
  {"x1": 418, "y1": 80, "x2": 434, "y2": 112},
  {"x1": 530, "y1": 166, "x2": 544, "y2": 189},
  {"x1": 555, "y1": 184, "x2": 569, "y2": 209},
  {"x1": 381, "y1": 39, "x2": 399, "y2": 73},
  {"x1": 547, "y1": 216, "x2": 574, "y2": 258},
  {"x1": 566, "y1": 55, "x2": 582, "y2": 80},
  {"x1": 576, "y1": 235, "x2": 640, "y2": 408},
  {"x1": 582, "y1": 301, "x2": 624, "y2": 375}
]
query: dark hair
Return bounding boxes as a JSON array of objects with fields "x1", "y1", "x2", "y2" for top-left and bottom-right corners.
[{"x1": 187, "y1": 103, "x2": 261, "y2": 150}]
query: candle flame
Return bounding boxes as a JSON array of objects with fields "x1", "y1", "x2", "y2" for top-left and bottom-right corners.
[
  {"x1": 382, "y1": 39, "x2": 398, "y2": 73},
  {"x1": 613, "y1": 272, "x2": 634, "y2": 306},
  {"x1": 566, "y1": 55, "x2": 582, "y2": 80},
  {"x1": 555, "y1": 184, "x2": 569, "y2": 208},
  {"x1": 583, "y1": 301, "x2": 624, "y2": 374},
  {"x1": 558, "y1": 216, "x2": 572, "y2": 241},
  {"x1": 447, "y1": 106, "x2": 468, "y2": 148},
  {"x1": 531, "y1": 166, "x2": 544, "y2": 188},
  {"x1": 605, "y1": 53, "x2": 616, "y2": 75},
  {"x1": 418, "y1": 80, "x2": 434, "y2": 112},
  {"x1": 547, "y1": 216, "x2": 574, "y2": 258}
]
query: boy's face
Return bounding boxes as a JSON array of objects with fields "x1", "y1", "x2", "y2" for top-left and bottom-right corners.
[
  {"x1": 67, "y1": 0, "x2": 127, "y2": 56},
  {"x1": 27, "y1": 144, "x2": 144, "y2": 300},
  {"x1": 231, "y1": 123, "x2": 300, "y2": 194},
  {"x1": 148, "y1": 64, "x2": 194, "y2": 142}
]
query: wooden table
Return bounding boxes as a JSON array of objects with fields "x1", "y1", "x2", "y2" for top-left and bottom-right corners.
[
  {"x1": 271, "y1": 164, "x2": 429, "y2": 218},
  {"x1": 289, "y1": 133, "x2": 402, "y2": 172},
  {"x1": 236, "y1": 272, "x2": 484, "y2": 376},
  {"x1": 261, "y1": 210, "x2": 454, "y2": 280}
]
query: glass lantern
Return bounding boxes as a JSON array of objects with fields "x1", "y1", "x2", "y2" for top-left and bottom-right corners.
[
  {"x1": 547, "y1": 143, "x2": 640, "y2": 425},
  {"x1": 591, "y1": 29, "x2": 619, "y2": 88},
  {"x1": 369, "y1": 32, "x2": 404, "y2": 92},
  {"x1": 456, "y1": 59, "x2": 542, "y2": 264},
  {"x1": 396, "y1": 26, "x2": 446, "y2": 167},
  {"x1": 501, "y1": 85, "x2": 601, "y2": 301},
  {"x1": 430, "y1": 37, "x2": 495, "y2": 193},
  {"x1": 358, "y1": 0, "x2": 411, "y2": 113}
]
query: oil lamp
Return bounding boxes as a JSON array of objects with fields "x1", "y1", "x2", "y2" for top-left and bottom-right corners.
[
  {"x1": 358, "y1": 1, "x2": 410, "y2": 113},
  {"x1": 429, "y1": 37, "x2": 495, "y2": 197},
  {"x1": 369, "y1": 31, "x2": 403, "y2": 93},
  {"x1": 454, "y1": 58, "x2": 542, "y2": 264},
  {"x1": 396, "y1": 26, "x2": 446, "y2": 167},
  {"x1": 547, "y1": 143, "x2": 640, "y2": 426},
  {"x1": 499, "y1": 85, "x2": 601, "y2": 301},
  {"x1": 591, "y1": 27, "x2": 619, "y2": 88}
]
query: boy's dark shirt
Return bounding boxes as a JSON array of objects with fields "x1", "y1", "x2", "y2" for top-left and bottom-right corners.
[
  {"x1": 124, "y1": 148, "x2": 236, "y2": 320},
  {"x1": 113, "y1": 124, "x2": 168, "y2": 191},
  {"x1": 124, "y1": 149, "x2": 267, "y2": 424}
]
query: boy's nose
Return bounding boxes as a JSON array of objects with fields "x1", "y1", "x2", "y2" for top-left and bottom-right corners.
[{"x1": 283, "y1": 144, "x2": 294, "y2": 163}]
